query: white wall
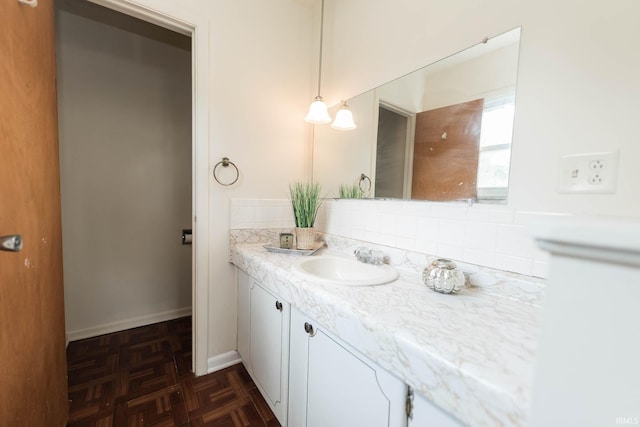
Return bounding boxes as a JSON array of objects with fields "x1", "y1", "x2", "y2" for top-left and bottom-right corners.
[
  {"x1": 204, "y1": 0, "x2": 312, "y2": 359},
  {"x1": 56, "y1": 4, "x2": 193, "y2": 339},
  {"x1": 101, "y1": 0, "x2": 313, "y2": 362},
  {"x1": 320, "y1": 0, "x2": 640, "y2": 217}
]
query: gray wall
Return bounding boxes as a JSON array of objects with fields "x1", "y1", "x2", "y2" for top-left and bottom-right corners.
[{"x1": 56, "y1": 1, "x2": 192, "y2": 339}]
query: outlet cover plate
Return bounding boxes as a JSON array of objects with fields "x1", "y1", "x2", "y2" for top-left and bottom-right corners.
[{"x1": 558, "y1": 151, "x2": 619, "y2": 194}]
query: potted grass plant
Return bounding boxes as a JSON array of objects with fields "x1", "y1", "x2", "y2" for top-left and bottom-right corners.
[
  {"x1": 289, "y1": 182, "x2": 322, "y2": 249},
  {"x1": 339, "y1": 183, "x2": 364, "y2": 199}
]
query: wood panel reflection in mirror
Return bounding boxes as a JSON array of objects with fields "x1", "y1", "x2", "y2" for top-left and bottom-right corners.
[
  {"x1": 313, "y1": 27, "x2": 521, "y2": 203},
  {"x1": 412, "y1": 98, "x2": 483, "y2": 201}
]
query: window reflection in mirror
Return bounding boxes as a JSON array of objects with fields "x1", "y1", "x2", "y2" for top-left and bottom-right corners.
[
  {"x1": 477, "y1": 93, "x2": 515, "y2": 200},
  {"x1": 312, "y1": 27, "x2": 521, "y2": 203}
]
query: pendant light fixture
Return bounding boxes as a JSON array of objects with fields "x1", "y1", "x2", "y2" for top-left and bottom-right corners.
[
  {"x1": 331, "y1": 100, "x2": 357, "y2": 130},
  {"x1": 304, "y1": 0, "x2": 331, "y2": 124}
]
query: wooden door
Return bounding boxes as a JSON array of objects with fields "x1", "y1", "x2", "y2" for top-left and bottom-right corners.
[
  {"x1": 412, "y1": 99, "x2": 484, "y2": 201},
  {"x1": 0, "y1": 1, "x2": 68, "y2": 425}
]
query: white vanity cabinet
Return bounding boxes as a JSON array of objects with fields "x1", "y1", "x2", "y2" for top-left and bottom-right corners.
[
  {"x1": 288, "y1": 308, "x2": 407, "y2": 427},
  {"x1": 237, "y1": 269, "x2": 465, "y2": 427},
  {"x1": 237, "y1": 270, "x2": 290, "y2": 425}
]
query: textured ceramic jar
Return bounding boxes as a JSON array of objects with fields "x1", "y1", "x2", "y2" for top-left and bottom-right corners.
[
  {"x1": 422, "y1": 259, "x2": 465, "y2": 294},
  {"x1": 295, "y1": 227, "x2": 316, "y2": 250}
]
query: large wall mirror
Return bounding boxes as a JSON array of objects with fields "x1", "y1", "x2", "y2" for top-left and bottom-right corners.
[{"x1": 313, "y1": 27, "x2": 521, "y2": 203}]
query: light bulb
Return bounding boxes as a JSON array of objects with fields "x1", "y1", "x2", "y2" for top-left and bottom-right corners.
[
  {"x1": 331, "y1": 102, "x2": 356, "y2": 130},
  {"x1": 304, "y1": 96, "x2": 331, "y2": 124}
]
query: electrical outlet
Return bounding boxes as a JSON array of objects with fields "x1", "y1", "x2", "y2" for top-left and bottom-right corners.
[
  {"x1": 558, "y1": 151, "x2": 619, "y2": 194},
  {"x1": 588, "y1": 174, "x2": 604, "y2": 185}
]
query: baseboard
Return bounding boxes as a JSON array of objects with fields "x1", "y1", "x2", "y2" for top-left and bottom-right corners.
[
  {"x1": 66, "y1": 306, "x2": 192, "y2": 342},
  {"x1": 207, "y1": 350, "x2": 241, "y2": 373}
]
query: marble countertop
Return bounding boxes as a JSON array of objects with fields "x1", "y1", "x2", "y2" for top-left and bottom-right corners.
[{"x1": 230, "y1": 238, "x2": 544, "y2": 427}]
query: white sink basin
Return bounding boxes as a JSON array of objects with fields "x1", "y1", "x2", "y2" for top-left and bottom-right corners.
[{"x1": 292, "y1": 255, "x2": 398, "y2": 286}]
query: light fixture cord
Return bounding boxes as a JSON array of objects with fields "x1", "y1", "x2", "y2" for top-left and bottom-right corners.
[{"x1": 316, "y1": 0, "x2": 325, "y2": 97}]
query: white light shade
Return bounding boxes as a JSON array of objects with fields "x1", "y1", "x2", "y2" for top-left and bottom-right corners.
[
  {"x1": 331, "y1": 103, "x2": 357, "y2": 130},
  {"x1": 304, "y1": 96, "x2": 331, "y2": 124}
]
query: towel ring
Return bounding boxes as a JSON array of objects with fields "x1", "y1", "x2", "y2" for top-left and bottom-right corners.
[
  {"x1": 213, "y1": 157, "x2": 239, "y2": 186},
  {"x1": 359, "y1": 173, "x2": 372, "y2": 193}
]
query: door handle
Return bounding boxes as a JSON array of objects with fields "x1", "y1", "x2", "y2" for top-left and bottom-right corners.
[{"x1": 1, "y1": 234, "x2": 23, "y2": 252}]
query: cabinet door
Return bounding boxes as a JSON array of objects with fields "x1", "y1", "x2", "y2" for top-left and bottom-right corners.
[
  {"x1": 289, "y1": 308, "x2": 310, "y2": 427},
  {"x1": 289, "y1": 308, "x2": 406, "y2": 427},
  {"x1": 250, "y1": 280, "x2": 289, "y2": 425},
  {"x1": 409, "y1": 391, "x2": 464, "y2": 427},
  {"x1": 236, "y1": 269, "x2": 251, "y2": 365}
]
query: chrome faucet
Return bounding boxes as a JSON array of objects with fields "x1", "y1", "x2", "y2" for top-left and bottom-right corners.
[{"x1": 354, "y1": 247, "x2": 385, "y2": 265}]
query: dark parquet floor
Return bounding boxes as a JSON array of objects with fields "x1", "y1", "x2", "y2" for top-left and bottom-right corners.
[{"x1": 66, "y1": 316, "x2": 279, "y2": 427}]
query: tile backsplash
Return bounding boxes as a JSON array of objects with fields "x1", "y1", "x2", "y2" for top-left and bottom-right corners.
[
  {"x1": 229, "y1": 198, "x2": 295, "y2": 229},
  {"x1": 229, "y1": 198, "x2": 569, "y2": 278}
]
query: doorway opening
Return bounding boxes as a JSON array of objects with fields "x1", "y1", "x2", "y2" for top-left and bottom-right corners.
[
  {"x1": 375, "y1": 102, "x2": 415, "y2": 199},
  {"x1": 55, "y1": 0, "x2": 195, "y2": 369}
]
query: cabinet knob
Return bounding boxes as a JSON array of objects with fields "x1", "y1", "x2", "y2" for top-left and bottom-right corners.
[
  {"x1": 304, "y1": 322, "x2": 315, "y2": 336},
  {"x1": 275, "y1": 301, "x2": 283, "y2": 311}
]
